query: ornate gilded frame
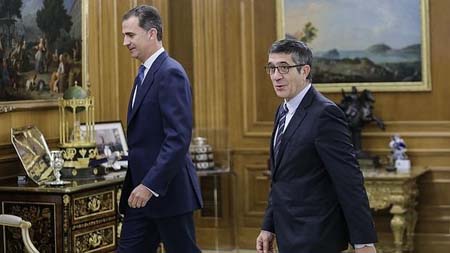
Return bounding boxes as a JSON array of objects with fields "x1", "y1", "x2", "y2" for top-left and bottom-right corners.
[
  {"x1": 0, "y1": 0, "x2": 89, "y2": 112},
  {"x1": 276, "y1": 0, "x2": 431, "y2": 92}
]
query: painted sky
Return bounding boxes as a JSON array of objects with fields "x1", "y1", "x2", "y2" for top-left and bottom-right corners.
[{"x1": 284, "y1": 0, "x2": 422, "y2": 51}]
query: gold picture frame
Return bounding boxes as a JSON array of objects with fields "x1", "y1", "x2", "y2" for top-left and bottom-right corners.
[
  {"x1": 276, "y1": 0, "x2": 431, "y2": 92},
  {"x1": 0, "y1": 0, "x2": 89, "y2": 112}
]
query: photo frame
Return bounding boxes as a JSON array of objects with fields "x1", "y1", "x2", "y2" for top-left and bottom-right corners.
[
  {"x1": 276, "y1": 0, "x2": 431, "y2": 92},
  {"x1": 0, "y1": 0, "x2": 88, "y2": 112},
  {"x1": 81, "y1": 121, "x2": 128, "y2": 158}
]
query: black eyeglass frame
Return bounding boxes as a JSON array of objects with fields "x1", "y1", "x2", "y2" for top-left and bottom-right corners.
[{"x1": 264, "y1": 64, "x2": 306, "y2": 75}]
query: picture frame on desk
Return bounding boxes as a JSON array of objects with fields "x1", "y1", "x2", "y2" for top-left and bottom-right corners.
[
  {"x1": 0, "y1": 0, "x2": 88, "y2": 113},
  {"x1": 276, "y1": 0, "x2": 431, "y2": 92},
  {"x1": 81, "y1": 120, "x2": 128, "y2": 159}
]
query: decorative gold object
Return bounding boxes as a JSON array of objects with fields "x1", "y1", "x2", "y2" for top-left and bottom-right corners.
[
  {"x1": 11, "y1": 125, "x2": 54, "y2": 185},
  {"x1": 363, "y1": 169, "x2": 426, "y2": 253},
  {"x1": 58, "y1": 83, "x2": 97, "y2": 170}
]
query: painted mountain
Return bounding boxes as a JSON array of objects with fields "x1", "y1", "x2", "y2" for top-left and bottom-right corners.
[{"x1": 313, "y1": 44, "x2": 421, "y2": 83}]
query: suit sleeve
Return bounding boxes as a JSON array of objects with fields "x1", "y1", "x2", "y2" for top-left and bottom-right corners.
[
  {"x1": 141, "y1": 67, "x2": 193, "y2": 197},
  {"x1": 261, "y1": 187, "x2": 274, "y2": 232},
  {"x1": 315, "y1": 104, "x2": 377, "y2": 244}
]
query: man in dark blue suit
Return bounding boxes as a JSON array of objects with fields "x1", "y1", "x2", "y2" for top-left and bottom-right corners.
[
  {"x1": 119, "y1": 5, "x2": 202, "y2": 253},
  {"x1": 256, "y1": 39, "x2": 377, "y2": 253}
]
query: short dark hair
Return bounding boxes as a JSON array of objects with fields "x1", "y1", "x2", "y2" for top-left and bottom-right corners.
[
  {"x1": 269, "y1": 39, "x2": 313, "y2": 81},
  {"x1": 123, "y1": 5, "x2": 163, "y2": 41}
]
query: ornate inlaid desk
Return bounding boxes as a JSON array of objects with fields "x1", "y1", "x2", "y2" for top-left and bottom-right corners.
[
  {"x1": 0, "y1": 176, "x2": 123, "y2": 253},
  {"x1": 363, "y1": 169, "x2": 427, "y2": 253}
]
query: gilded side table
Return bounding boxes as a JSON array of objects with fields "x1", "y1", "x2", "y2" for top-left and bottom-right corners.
[
  {"x1": 0, "y1": 176, "x2": 123, "y2": 253},
  {"x1": 363, "y1": 168, "x2": 427, "y2": 253}
]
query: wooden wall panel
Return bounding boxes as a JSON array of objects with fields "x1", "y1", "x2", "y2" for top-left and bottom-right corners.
[
  {"x1": 415, "y1": 168, "x2": 450, "y2": 252},
  {"x1": 233, "y1": 151, "x2": 270, "y2": 249}
]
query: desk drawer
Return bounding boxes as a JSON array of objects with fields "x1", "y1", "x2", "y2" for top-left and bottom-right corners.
[
  {"x1": 72, "y1": 189, "x2": 116, "y2": 223},
  {"x1": 72, "y1": 221, "x2": 116, "y2": 253}
]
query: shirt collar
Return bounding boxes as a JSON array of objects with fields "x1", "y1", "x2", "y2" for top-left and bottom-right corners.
[
  {"x1": 142, "y1": 47, "x2": 165, "y2": 70},
  {"x1": 284, "y1": 83, "x2": 311, "y2": 113}
]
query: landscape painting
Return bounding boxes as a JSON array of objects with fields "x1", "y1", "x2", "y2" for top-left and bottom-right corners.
[
  {"x1": 277, "y1": 0, "x2": 431, "y2": 92},
  {"x1": 0, "y1": 0, "x2": 82, "y2": 110}
]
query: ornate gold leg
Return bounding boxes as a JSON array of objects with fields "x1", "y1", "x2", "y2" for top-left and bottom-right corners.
[
  {"x1": 405, "y1": 183, "x2": 419, "y2": 252},
  {"x1": 404, "y1": 209, "x2": 418, "y2": 251},
  {"x1": 390, "y1": 204, "x2": 406, "y2": 253}
]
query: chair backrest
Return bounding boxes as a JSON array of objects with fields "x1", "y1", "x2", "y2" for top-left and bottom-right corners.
[{"x1": 0, "y1": 214, "x2": 39, "y2": 253}]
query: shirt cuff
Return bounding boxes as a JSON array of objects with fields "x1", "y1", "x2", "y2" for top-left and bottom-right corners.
[
  {"x1": 354, "y1": 243, "x2": 375, "y2": 249},
  {"x1": 142, "y1": 185, "x2": 159, "y2": 197}
]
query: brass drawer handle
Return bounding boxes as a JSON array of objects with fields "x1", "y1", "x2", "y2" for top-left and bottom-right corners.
[
  {"x1": 87, "y1": 197, "x2": 101, "y2": 212},
  {"x1": 88, "y1": 232, "x2": 103, "y2": 248}
]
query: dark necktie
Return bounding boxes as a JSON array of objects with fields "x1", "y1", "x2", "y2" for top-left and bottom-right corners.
[
  {"x1": 274, "y1": 104, "x2": 289, "y2": 161},
  {"x1": 132, "y1": 65, "x2": 146, "y2": 108}
]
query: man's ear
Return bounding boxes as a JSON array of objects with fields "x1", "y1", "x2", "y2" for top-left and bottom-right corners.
[
  {"x1": 147, "y1": 29, "x2": 153, "y2": 40},
  {"x1": 302, "y1": 65, "x2": 311, "y2": 76}
]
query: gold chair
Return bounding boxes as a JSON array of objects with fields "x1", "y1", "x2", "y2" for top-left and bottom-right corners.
[{"x1": 0, "y1": 214, "x2": 39, "y2": 253}]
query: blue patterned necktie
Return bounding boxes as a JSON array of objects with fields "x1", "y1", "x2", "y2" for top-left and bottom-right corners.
[
  {"x1": 132, "y1": 65, "x2": 146, "y2": 108},
  {"x1": 274, "y1": 104, "x2": 289, "y2": 161}
]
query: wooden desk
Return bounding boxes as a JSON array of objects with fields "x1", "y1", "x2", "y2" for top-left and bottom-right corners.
[
  {"x1": 0, "y1": 176, "x2": 123, "y2": 253},
  {"x1": 363, "y1": 169, "x2": 427, "y2": 253}
]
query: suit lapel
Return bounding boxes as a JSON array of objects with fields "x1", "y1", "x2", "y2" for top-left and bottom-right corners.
[
  {"x1": 272, "y1": 86, "x2": 316, "y2": 177},
  {"x1": 126, "y1": 83, "x2": 137, "y2": 120},
  {"x1": 127, "y1": 52, "x2": 168, "y2": 125}
]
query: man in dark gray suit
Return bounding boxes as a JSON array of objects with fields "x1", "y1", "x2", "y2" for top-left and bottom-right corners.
[{"x1": 256, "y1": 39, "x2": 377, "y2": 253}]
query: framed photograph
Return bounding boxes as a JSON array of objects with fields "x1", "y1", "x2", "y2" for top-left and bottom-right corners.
[
  {"x1": 0, "y1": 0, "x2": 88, "y2": 112},
  {"x1": 81, "y1": 121, "x2": 128, "y2": 158},
  {"x1": 276, "y1": 0, "x2": 431, "y2": 92}
]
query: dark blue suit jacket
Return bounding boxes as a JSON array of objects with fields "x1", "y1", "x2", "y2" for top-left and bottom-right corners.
[
  {"x1": 262, "y1": 86, "x2": 377, "y2": 253},
  {"x1": 120, "y1": 51, "x2": 203, "y2": 218}
]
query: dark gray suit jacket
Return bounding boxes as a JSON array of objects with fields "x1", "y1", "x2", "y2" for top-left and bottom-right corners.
[{"x1": 262, "y1": 86, "x2": 377, "y2": 253}]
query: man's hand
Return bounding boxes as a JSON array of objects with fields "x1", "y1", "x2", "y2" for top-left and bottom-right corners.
[
  {"x1": 128, "y1": 184, "x2": 153, "y2": 208},
  {"x1": 256, "y1": 230, "x2": 275, "y2": 253},
  {"x1": 355, "y1": 246, "x2": 377, "y2": 253}
]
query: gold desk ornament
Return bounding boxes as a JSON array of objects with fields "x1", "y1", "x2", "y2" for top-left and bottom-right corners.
[
  {"x1": 11, "y1": 125, "x2": 55, "y2": 185},
  {"x1": 58, "y1": 82, "x2": 98, "y2": 172}
]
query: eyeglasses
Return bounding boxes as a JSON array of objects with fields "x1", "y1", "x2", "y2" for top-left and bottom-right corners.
[{"x1": 264, "y1": 64, "x2": 306, "y2": 75}]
